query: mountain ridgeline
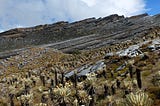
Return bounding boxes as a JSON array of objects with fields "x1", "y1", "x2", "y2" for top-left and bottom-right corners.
[{"x1": 0, "y1": 13, "x2": 160, "y2": 53}]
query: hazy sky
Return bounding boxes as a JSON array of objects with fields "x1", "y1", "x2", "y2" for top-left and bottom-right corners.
[{"x1": 0, "y1": 0, "x2": 159, "y2": 32}]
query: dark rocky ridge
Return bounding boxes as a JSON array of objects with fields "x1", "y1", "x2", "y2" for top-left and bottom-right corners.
[{"x1": 0, "y1": 13, "x2": 160, "y2": 55}]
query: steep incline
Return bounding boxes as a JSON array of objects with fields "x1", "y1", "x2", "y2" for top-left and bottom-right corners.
[{"x1": 0, "y1": 13, "x2": 160, "y2": 55}]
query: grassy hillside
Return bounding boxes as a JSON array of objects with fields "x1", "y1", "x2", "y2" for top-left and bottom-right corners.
[{"x1": 0, "y1": 32, "x2": 159, "y2": 105}]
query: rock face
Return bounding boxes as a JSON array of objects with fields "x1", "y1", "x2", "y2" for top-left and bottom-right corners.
[
  {"x1": 0, "y1": 13, "x2": 160, "y2": 60},
  {"x1": 116, "y1": 45, "x2": 142, "y2": 57},
  {"x1": 65, "y1": 60, "x2": 106, "y2": 78},
  {"x1": 0, "y1": 13, "x2": 159, "y2": 53}
]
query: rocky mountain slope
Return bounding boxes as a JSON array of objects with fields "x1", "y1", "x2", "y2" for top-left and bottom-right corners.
[
  {"x1": 0, "y1": 13, "x2": 160, "y2": 106},
  {"x1": 0, "y1": 13, "x2": 160, "y2": 53}
]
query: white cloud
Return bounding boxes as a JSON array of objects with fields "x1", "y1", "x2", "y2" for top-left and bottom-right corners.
[
  {"x1": 81, "y1": 0, "x2": 97, "y2": 7},
  {"x1": 0, "y1": 0, "x2": 146, "y2": 31}
]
